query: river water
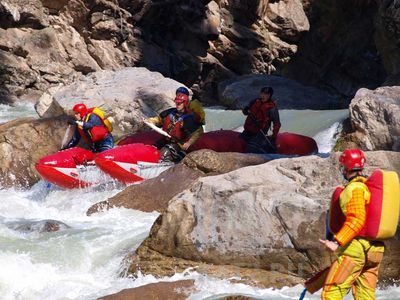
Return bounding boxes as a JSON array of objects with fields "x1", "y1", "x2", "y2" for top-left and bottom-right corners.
[{"x1": 0, "y1": 104, "x2": 398, "y2": 299}]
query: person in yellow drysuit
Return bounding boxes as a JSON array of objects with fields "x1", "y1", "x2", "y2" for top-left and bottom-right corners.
[{"x1": 319, "y1": 149, "x2": 384, "y2": 300}]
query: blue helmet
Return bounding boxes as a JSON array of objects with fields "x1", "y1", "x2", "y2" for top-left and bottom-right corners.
[{"x1": 176, "y1": 86, "x2": 190, "y2": 96}]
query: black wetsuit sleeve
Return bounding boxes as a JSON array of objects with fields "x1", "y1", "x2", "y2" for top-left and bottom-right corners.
[{"x1": 64, "y1": 127, "x2": 81, "y2": 149}]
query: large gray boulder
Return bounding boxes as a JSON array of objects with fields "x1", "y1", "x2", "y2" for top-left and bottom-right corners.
[
  {"x1": 218, "y1": 74, "x2": 340, "y2": 109},
  {"x1": 133, "y1": 151, "x2": 400, "y2": 285},
  {"x1": 35, "y1": 67, "x2": 186, "y2": 138},
  {"x1": 349, "y1": 87, "x2": 400, "y2": 151}
]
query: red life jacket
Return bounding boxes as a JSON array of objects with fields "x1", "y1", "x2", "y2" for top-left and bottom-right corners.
[
  {"x1": 77, "y1": 107, "x2": 111, "y2": 143},
  {"x1": 162, "y1": 111, "x2": 193, "y2": 142},
  {"x1": 244, "y1": 99, "x2": 277, "y2": 134},
  {"x1": 328, "y1": 170, "x2": 400, "y2": 241}
]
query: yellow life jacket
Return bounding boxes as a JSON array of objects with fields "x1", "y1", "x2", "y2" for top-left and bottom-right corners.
[
  {"x1": 188, "y1": 99, "x2": 205, "y2": 125},
  {"x1": 89, "y1": 107, "x2": 113, "y2": 133}
]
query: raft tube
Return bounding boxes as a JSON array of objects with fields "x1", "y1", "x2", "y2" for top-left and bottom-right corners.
[{"x1": 35, "y1": 147, "x2": 95, "y2": 189}]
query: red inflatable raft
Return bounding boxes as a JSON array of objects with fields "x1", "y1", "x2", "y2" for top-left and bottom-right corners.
[{"x1": 36, "y1": 130, "x2": 318, "y2": 188}]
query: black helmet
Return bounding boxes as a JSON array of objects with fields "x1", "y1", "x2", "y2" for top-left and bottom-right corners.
[{"x1": 260, "y1": 86, "x2": 273, "y2": 96}]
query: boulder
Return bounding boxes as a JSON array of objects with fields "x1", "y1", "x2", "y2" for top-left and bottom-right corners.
[
  {"x1": 87, "y1": 150, "x2": 267, "y2": 215},
  {"x1": 349, "y1": 87, "x2": 400, "y2": 151},
  {"x1": 35, "y1": 67, "x2": 186, "y2": 138},
  {"x1": 132, "y1": 151, "x2": 400, "y2": 286},
  {"x1": 0, "y1": 116, "x2": 69, "y2": 187},
  {"x1": 99, "y1": 280, "x2": 195, "y2": 300},
  {"x1": 218, "y1": 74, "x2": 340, "y2": 109}
]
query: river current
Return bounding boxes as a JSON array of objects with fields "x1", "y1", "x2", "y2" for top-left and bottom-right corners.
[{"x1": 0, "y1": 104, "x2": 398, "y2": 299}]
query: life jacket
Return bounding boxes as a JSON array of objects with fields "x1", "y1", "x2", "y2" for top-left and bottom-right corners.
[
  {"x1": 188, "y1": 99, "x2": 206, "y2": 125},
  {"x1": 162, "y1": 110, "x2": 194, "y2": 142},
  {"x1": 329, "y1": 170, "x2": 400, "y2": 240},
  {"x1": 77, "y1": 107, "x2": 113, "y2": 143},
  {"x1": 244, "y1": 99, "x2": 277, "y2": 134}
]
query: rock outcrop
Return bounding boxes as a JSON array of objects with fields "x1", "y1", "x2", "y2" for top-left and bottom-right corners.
[
  {"x1": 0, "y1": 116, "x2": 69, "y2": 188},
  {"x1": 87, "y1": 150, "x2": 268, "y2": 215},
  {"x1": 283, "y1": 1, "x2": 388, "y2": 103},
  {"x1": 335, "y1": 86, "x2": 400, "y2": 151},
  {"x1": 129, "y1": 151, "x2": 400, "y2": 286}
]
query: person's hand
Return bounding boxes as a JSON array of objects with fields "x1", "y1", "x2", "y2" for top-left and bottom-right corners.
[
  {"x1": 242, "y1": 107, "x2": 249, "y2": 115},
  {"x1": 76, "y1": 121, "x2": 84, "y2": 127},
  {"x1": 319, "y1": 239, "x2": 339, "y2": 252},
  {"x1": 181, "y1": 142, "x2": 191, "y2": 150}
]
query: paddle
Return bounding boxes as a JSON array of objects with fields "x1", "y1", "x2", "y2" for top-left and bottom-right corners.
[
  {"x1": 60, "y1": 124, "x2": 75, "y2": 150},
  {"x1": 143, "y1": 120, "x2": 172, "y2": 138},
  {"x1": 247, "y1": 112, "x2": 277, "y2": 152}
]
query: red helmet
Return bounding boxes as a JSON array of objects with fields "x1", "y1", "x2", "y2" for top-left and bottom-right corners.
[
  {"x1": 72, "y1": 103, "x2": 87, "y2": 117},
  {"x1": 339, "y1": 149, "x2": 366, "y2": 172},
  {"x1": 174, "y1": 93, "x2": 189, "y2": 106}
]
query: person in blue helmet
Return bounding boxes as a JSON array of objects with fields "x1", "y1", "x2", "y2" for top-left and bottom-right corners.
[{"x1": 176, "y1": 86, "x2": 206, "y2": 126}]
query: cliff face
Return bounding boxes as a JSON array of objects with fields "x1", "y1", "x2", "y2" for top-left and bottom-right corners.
[
  {"x1": 0, "y1": 0, "x2": 309, "y2": 104},
  {"x1": 283, "y1": 0, "x2": 400, "y2": 102},
  {"x1": 1, "y1": 0, "x2": 399, "y2": 106}
]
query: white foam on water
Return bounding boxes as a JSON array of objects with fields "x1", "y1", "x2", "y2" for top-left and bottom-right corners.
[{"x1": 0, "y1": 181, "x2": 158, "y2": 300}]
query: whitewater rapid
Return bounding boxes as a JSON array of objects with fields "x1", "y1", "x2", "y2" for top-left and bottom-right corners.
[{"x1": 1, "y1": 104, "x2": 399, "y2": 299}]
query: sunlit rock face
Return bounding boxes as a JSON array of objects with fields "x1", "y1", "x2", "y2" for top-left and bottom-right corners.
[{"x1": 0, "y1": 0, "x2": 310, "y2": 104}]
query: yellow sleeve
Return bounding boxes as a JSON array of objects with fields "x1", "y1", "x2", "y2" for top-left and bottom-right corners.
[
  {"x1": 334, "y1": 187, "x2": 367, "y2": 246},
  {"x1": 189, "y1": 100, "x2": 206, "y2": 125}
]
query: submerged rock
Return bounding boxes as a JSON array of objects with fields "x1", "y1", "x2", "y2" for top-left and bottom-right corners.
[
  {"x1": 99, "y1": 280, "x2": 195, "y2": 300},
  {"x1": 7, "y1": 219, "x2": 70, "y2": 233}
]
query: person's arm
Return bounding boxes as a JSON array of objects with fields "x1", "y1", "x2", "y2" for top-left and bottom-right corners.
[
  {"x1": 62, "y1": 127, "x2": 81, "y2": 150},
  {"x1": 242, "y1": 99, "x2": 258, "y2": 115},
  {"x1": 181, "y1": 126, "x2": 204, "y2": 150},
  {"x1": 270, "y1": 107, "x2": 281, "y2": 139},
  {"x1": 334, "y1": 187, "x2": 367, "y2": 246},
  {"x1": 81, "y1": 114, "x2": 102, "y2": 130}
]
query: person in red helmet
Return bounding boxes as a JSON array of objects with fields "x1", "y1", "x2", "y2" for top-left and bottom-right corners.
[
  {"x1": 62, "y1": 103, "x2": 114, "y2": 153},
  {"x1": 145, "y1": 93, "x2": 203, "y2": 162},
  {"x1": 318, "y1": 149, "x2": 385, "y2": 299},
  {"x1": 240, "y1": 86, "x2": 281, "y2": 154}
]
